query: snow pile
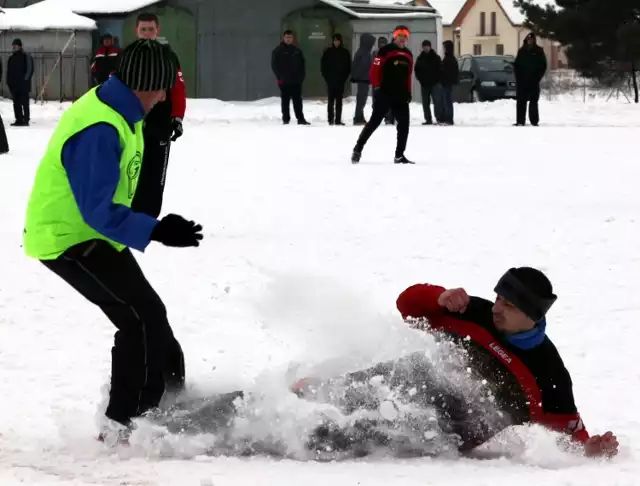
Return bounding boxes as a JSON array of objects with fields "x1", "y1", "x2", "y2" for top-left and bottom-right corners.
[
  {"x1": 0, "y1": 4, "x2": 96, "y2": 31},
  {"x1": 37, "y1": 0, "x2": 161, "y2": 15}
]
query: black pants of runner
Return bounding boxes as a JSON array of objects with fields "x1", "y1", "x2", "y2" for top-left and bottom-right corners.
[
  {"x1": 355, "y1": 91, "x2": 410, "y2": 158},
  {"x1": 11, "y1": 89, "x2": 30, "y2": 124},
  {"x1": 131, "y1": 126, "x2": 172, "y2": 219},
  {"x1": 327, "y1": 84, "x2": 344, "y2": 124},
  {"x1": 41, "y1": 240, "x2": 185, "y2": 426},
  {"x1": 279, "y1": 83, "x2": 305, "y2": 123},
  {"x1": 516, "y1": 84, "x2": 540, "y2": 126}
]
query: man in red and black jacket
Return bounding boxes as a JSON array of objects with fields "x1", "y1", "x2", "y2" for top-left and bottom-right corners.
[
  {"x1": 91, "y1": 34, "x2": 121, "y2": 85},
  {"x1": 393, "y1": 267, "x2": 619, "y2": 458},
  {"x1": 130, "y1": 12, "x2": 187, "y2": 219},
  {"x1": 352, "y1": 25, "x2": 414, "y2": 165}
]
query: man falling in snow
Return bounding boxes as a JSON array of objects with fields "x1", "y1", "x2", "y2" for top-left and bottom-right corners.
[{"x1": 158, "y1": 267, "x2": 618, "y2": 460}]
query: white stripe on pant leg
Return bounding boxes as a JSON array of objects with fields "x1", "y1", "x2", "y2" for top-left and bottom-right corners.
[{"x1": 67, "y1": 257, "x2": 149, "y2": 417}]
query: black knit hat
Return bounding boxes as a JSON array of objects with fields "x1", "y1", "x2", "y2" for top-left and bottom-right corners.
[
  {"x1": 12, "y1": 38, "x2": 22, "y2": 47},
  {"x1": 116, "y1": 39, "x2": 176, "y2": 92},
  {"x1": 333, "y1": 33, "x2": 342, "y2": 41},
  {"x1": 494, "y1": 267, "x2": 557, "y2": 322}
]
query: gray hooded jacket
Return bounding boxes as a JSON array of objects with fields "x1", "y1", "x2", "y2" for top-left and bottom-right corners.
[{"x1": 350, "y1": 33, "x2": 375, "y2": 83}]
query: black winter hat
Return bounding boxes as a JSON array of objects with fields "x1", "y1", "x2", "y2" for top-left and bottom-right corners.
[
  {"x1": 494, "y1": 267, "x2": 557, "y2": 322},
  {"x1": 333, "y1": 33, "x2": 342, "y2": 41},
  {"x1": 422, "y1": 39, "x2": 432, "y2": 47},
  {"x1": 116, "y1": 39, "x2": 176, "y2": 92},
  {"x1": 12, "y1": 38, "x2": 22, "y2": 47}
]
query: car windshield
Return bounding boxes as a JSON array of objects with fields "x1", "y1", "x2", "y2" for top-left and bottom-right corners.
[{"x1": 475, "y1": 57, "x2": 514, "y2": 72}]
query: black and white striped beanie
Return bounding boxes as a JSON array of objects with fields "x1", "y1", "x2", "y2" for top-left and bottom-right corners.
[{"x1": 116, "y1": 39, "x2": 176, "y2": 91}]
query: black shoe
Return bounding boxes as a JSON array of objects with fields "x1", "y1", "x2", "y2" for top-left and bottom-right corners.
[
  {"x1": 328, "y1": 120, "x2": 334, "y2": 126},
  {"x1": 394, "y1": 155, "x2": 415, "y2": 164},
  {"x1": 283, "y1": 120, "x2": 290, "y2": 125},
  {"x1": 11, "y1": 120, "x2": 24, "y2": 126},
  {"x1": 513, "y1": 123, "x2": 524, "y2": 126},
  {"x1": 422, "y1": 121, "x2": 433, "y2": 125},
  {"x1": 351, "y1": 147, "x2": 362, "y2": 164},
  {"x1": 353, "y1": 120, "x2": 367, "y2": 126},
  {"x1": 335, "y1": 121, "x2": 345, "y2": 126},
  {"x1": 298, "y1": 120, "x2": 311, "y2": 125}
]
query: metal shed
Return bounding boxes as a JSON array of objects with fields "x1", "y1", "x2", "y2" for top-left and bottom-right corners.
[{"x1": 0, "y1": 4, "x2": 96, "y2": 101}]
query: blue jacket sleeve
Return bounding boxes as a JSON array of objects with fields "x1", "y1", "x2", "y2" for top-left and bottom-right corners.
[{"x1": 62, "y1": 123, "x2": 158, "y2": 252}]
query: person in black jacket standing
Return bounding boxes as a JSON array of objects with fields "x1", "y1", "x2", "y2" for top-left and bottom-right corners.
[
  {"x1": 438, "y1": 40, "x2": 459, "y2": 125},
  {"x1": 272, "y1": 30, "x2": 310, "y2": 125},
  {"x1": 7, "y1": 38, "x2": 34, "y2": 127},
  {"x1": 514, "y1": 33, "x2": 547, "y2": 126},
  {"x1": 351, "y1": 26, "x2": 414, "y2": 165},
  {"x1": 321, "y1": 34, "x2": 351, "y2": 125},
  {"x1": 414, "y1": 40, "x2": 441, "y2": 125},
  {"x1": 130, "y1": 13, "x2": 187, "y2": 219}
]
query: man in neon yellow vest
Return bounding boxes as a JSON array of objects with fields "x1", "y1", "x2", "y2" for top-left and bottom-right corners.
[{"x1": 23, "y1": 39, "x2": 203, "y2": 444}]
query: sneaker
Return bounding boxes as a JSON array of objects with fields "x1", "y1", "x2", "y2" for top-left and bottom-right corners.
[
  {"x1": 351, "y1": 148, "x2": 362, "y2": 164},
  {"x1": 97, "y1": 418, "x2": 133, "y2": 447},
  {"x1": 394, "y1": 155, "x2": 415, "y2": 164}
]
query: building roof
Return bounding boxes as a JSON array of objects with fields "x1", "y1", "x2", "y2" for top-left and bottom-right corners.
[
  {"x1": 0, "y1": 3, "x2": 96, "y2": 31},
  {"x1": 426, "y1": 0, "x2": 553, "y2": 26},
  {"x1": 35, "y1": 0, "x2": 162, "y2": 15},
  {"x1": 321, "y1": 0, "x2": 438, "y2": 18}
]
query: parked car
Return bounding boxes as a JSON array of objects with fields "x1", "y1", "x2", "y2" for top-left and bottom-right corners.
[{"x1": 453, "y1": 55, "x2": 517, "y2": 103}]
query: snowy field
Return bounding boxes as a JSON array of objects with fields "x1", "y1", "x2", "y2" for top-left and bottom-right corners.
[{"x1": 1, "y1": 94, "x2": 639, "y2": 485}]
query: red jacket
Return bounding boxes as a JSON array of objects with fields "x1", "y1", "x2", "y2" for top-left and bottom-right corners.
[
  {"x1": 396, "y1": 284, "x2": 590, "y2": 446},
  {"x1": 91, "y1": 46, "x2": 121, "y2": 84},
  {"x1": 170, "y1": 66, "x2": 186, "y2": 118},
  {"x1": 369, "y1": 43, "x2": 413, "y2": 97}
]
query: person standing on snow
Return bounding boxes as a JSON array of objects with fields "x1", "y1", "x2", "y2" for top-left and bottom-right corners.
[
  {"x1": 7, "y1": 38, "x2": 34, "y2": 127},
  {"x1": 438, "y1": 40, "x2": 458, "y2": 125},
  {"x1": 514, "y1": 32, "x2": 547, "y2": 126},
  {"x1": 91, "y1": 34, "x2": 121, "y2": 86},
  {"x1": 414, "y1": 39, "x2": 441, "y2": 125},
  {"x1": 321, "y1": 33, "x2": 351, "y2": 126},
  {"x1": 130, "y1": 12, "x2": 187, "y2": 219},
  {"x1": 350, "y1": 33, "x2": 375, "y2": 125},
  {"x1": 271, "y1": 30, "x2": 310, "y2": 125},
  {"x1": 351, "y1": 26, "x2": 414, "y2": 165},
  {"x1": 23, "y1": 39, "x2": 203, "y2": 444}
]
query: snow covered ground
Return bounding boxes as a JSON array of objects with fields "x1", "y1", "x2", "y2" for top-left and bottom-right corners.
[{"x1": 1, "y1": 94, "x2": 639, "y2": 485}]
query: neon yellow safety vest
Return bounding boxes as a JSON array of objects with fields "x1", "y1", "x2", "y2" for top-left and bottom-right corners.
[{"x1": 23, "y1": 87, "x2": 144, "y2": 260}]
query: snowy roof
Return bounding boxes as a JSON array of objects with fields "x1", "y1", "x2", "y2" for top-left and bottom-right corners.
[
  {"x1": 35, "y1": 0, "x2": 162, "y2": 15},
  {"x1": 0, "y1": 4, "x2": 96, "y2": 31},
  {"x1": 426, "y1": 0, "x2": 554, "y2": 26},
  {"x1": 321, "y1": 0, "x2": 438, "y2": 18}
]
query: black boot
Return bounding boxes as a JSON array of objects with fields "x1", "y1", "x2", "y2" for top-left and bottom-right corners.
[
  {"x1": 394, "y1": 155, "x2": 415, "y2": 164},
  {"x1": 351, "y1": 147, "x2": 362, "y2": 164}
]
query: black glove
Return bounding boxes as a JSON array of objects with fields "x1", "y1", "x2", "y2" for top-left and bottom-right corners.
[
  {"x1": 151, "y1": 214, "x2": 203, "y2": 248},
  {"x1": 170, "y1": 117, "x2": 183, "y2": 142},
  {"x1": 407, "y1": 93, "x2": 412, "y2": 103}
]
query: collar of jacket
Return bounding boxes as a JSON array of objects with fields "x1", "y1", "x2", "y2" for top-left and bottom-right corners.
[
  {"x1": 96, "y1": 76, "x2": 145, "y2": 127},
  {"x1": 505, "y1": 317, "x2": 547, "y2": 350}
]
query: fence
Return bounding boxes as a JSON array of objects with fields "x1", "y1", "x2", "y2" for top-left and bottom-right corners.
[
  {"x1": 0, "y1": 51, "x2": 92, "y2": 103},
  {"x1": 540, "y1": 68, "x2": 639, "y2": 103}
]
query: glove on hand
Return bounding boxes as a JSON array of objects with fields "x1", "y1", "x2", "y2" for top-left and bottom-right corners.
[
  {"x1": 171, "y1": 117, "x2": 183, "y2": 142},
  {"x1": 151, "y1": 214, "x2": 203, "y2": 248}
]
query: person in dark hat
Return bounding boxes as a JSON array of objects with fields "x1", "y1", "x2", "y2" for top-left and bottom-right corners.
[
  {"x1": 149, "y1": 266, "x2": 619, "y2": 460},
  {"x1": 320, "y1": 33, "x2": 351, "y2": 125},
  {"x1": 514, "y1": 32, "x2": 547, "y2": 126},
  {"x1": 414, "y1": 39, "x2": 442, "y2": 125},
  {"x1": 91, "y1": 33, "x2": 121, "y2": 86},
  {"x1": 351, "y1": 25, "x2": 415, "y2": 165},
  {"x1": 23, "y1": 39, "x2": 203, "y2": 445},
  {"x1": 389, "y1": 267, "x2": 619, "y2": 458},
  {"x1": 7, "y1": 38, "x2": 34, "y2": 126}
]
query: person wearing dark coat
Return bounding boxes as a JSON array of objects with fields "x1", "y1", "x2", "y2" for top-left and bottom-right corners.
[
  {"x1": 514, "y1": 32, "x2": 547, "y2": 126},
  {"x1": 0, "y1": 60, "x2": 8, "y2": 153},
  {"x1": 321, "y1": 34, "x2": 351, "y2": 125},
  {"x1": 350, "y1": 33, "x2": 375, "y2": 125},
  {"x1": 414, "y1": 40, "x2": 442, "y2": 125},
  {"x1": 271, "y1": 30, "x2": 309, "y2": 125},
  {"x1": 7, "y1": 38, "x2": 34, "y2": 127},
  {"x1": 91, "y1": 34, "x2": 121, "y2": 86},
  {"x1": 438, "y1": 40, "x2": 459, "y2": 125}
]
